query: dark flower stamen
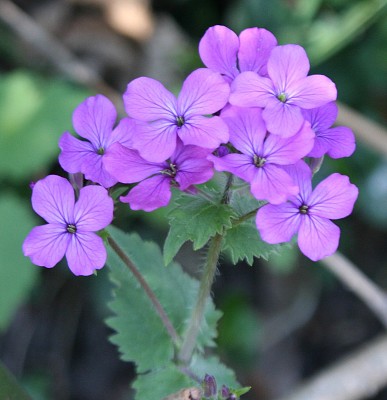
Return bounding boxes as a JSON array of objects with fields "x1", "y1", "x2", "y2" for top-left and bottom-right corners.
[
  {"x1": 97, "y1": 147, "x2": 105, "y2": 155},
  {"x1": 253, "y1": 154, "x2": 266, "y2": 167},
  {"x1": 66, "y1": 224, "x2": 77, "y2": 234},
  {"x1": 299, "y1": 204, "x2": 309, "y2": 214},
  {"x1": 176, "y1": 115, "x2": 185, "y2": 127}
]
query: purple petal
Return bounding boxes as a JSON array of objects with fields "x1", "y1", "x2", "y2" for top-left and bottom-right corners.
[
  {"x1": 262, "y1": 101, "x2": 304, "y2": 137},
  {"x1": 104, "y1": 142, "x2": 165, "y2": 183},
  {"x1": 267, "y1": 45, "x2": 310, "y2": 90},
  {"x1": 322, "y1": 126, "x2": 356, "y2": 159},
  {"x1": 178, "y1": 115, "x2": 229, "y2": 149},
  {"x1": 121, "y1": 175, "x2": 171, "y2": 212},
  {"x1": 298, "y1": 215, "x2": 340, "y2": 261},
  {"x1": 238, "y1": 27, "x2": 277, "y2": 75},
  {"x1": 282, "y1": 161, "x2": 313, "y2": 202},
  {"x1": 178, "y1": 68, "x2": 230, "y2": 117},
  {"x1": 230, "y1": 72, "x2": 274, "y2": 107},
  {"x1": 80, "y1": 152, "x2": 117, "y2": 188},
  {"x1": 264, "y1": 121, "x2": 315, "y2": 164},
  {"x1": 123, "y1": 77, "x2": 177, "y2": 121},
  {"x1": 208, "y1": 153, "x2": 257, "y2": 183},
  {"x1": 221, "y1": 106, "x2": 266, "y2": 155},
  {"x1": 32, "y1": 175, "x2": 74, "y2": 224},
  {"x1": 66, "y1": 232, "x2": 107, "y2": 276},
  {"x1": 131, "y1": 119, "x2": 178, "y2": 162},
  {"x1": 308, "y1": 173, "x2": 358, "y2": 219},
  {"x1": 72, "y1": 94, "x2": 117, "y2": 147},
  {"x1": 198, "y1": 25, "x2": 240, "y2": 81},
  {"x1": 59, "y1": 132, "x2": 95, "y2": 174},
  {"x1": 302, "y1": 102, "x2": 338, "y2": 131},
  {"x1": 23, "y1": 224, "x2": 68, "y2": 268},
  {"x1": 256, "y1": 202, "x2": 301, "y2": 243},
  {"x1": 109, "y1": 117, "x2": 137, "y2": 148},
  {"x1": 74, "y1": 185, "x2": 113, "y2": 231},
  {"x1": 250, "y1": 164, "x2": 299, "y2": 204},
  {"x1": 290, "y1": 75, "x2": 337, "y2": 109}
]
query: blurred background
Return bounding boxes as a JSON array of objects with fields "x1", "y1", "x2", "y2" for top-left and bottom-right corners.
[{"x1": 0, "y1": 0, "x2": 386, "y2": 399}]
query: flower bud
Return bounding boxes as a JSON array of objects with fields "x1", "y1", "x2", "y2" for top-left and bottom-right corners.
[{"x1": 202, "y1": 374, "x2": 217, "y2": 398}]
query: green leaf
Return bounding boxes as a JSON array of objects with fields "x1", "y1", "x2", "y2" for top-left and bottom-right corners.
[
  {"x1": 0, "y1": 70, "x2": 89, "y2": 180},
  {"x1": 0, "y1": 193, "x2": 39, "y2": 332},
  {"x1": 164, "y1": 193, "x2": 236, "y2": 264},
  {"x1": 222, "y1": 191, "x2": 282, "y2": 265},
  {"x1": 105, "y1": 226, "x2": 222, "y2": 373},
  {"x1": 0, "y1": 361, "x2": 33, "y2": 400}
]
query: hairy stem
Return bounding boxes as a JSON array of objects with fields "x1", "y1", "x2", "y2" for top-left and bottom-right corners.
[
  {"x1": 178, "y1": 232, "x2": 224, "y2": 364},
  {"x1": 107, "y1": 236, "x2": 181, "y2": 346}
]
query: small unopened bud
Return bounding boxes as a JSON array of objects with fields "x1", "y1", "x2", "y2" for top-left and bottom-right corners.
[
  {"x1": 216, "y1": 145, "x2": 230, "y2": 157},
  {"x1": 203, "y1": 374, "x2": 217, "y2": 398},
  {"x1": 220, "y1": 385, "x2": 231, "y2": 399}
]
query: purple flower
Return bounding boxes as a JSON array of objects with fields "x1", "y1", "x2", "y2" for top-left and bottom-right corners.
[
  {"x1": 229, "y1": 44, "x2": 337, "y2": 137},
  {"x1": 256, "y1": 161, "x2": 358, "y2": 261},
  {"x1": 199, "y1": 25, "x2": 277, "y2": 82},
  {"x1": 23, "y1": 175, "x2": 114, "y2": 276},
  {"x1": 208, "y1": 106, "x2": 315, "y2": 204},
  {"x1": 104, "y1": 140, "x2": 214, "y2": 211},
  {"x1": 59, "y1": 94, "x2": 136, "y2": 188},
  {"x1": 123, "y1": 68, "x2": 230, "y2": 162},
  {"x1": 302, "y1": 102, "x2": 356, "y2": 159}
]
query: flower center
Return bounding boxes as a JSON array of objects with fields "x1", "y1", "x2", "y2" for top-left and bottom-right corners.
[
  {"x1": 97, "y1": 147, "x2": 105, "y2": 155},
  {"x1": 66, "y1": 224, "x2": 77, "y2": 234},
  {"x1": 161, "y1": 163, "x2": 178, "y2": 178},
  {"x1": 277, "y1": 92, "x2": 287, "y2": 103},
  {"x1": 299, "y1": 204, "x2": 309, "y2": 214},
  {"x1": 176, "y1": 115, "x2": 185, "y2": 128},
  {"x1": 253, "y1": 154, "x2": 266, "y2": 168}
]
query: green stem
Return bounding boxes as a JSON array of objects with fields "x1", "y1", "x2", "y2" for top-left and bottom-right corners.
[
  {"x1": 177, "y1": 232, "x2": 224, "y2": 364},
  {"x1": 107, "y1": 236, "x2": 181, "y2": 347},
  {"x1": 233, "y1": 203, "x2": 268, "y2": 226}
]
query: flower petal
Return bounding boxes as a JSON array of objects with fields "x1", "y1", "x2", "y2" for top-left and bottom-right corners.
[
  {"x1": 250, "y1": 164, "x2": 299, "y2": 204},
  {"x1": 59, "y1": 132, "x2": 95, "y2": 174},
  {"x1": 66, "y1": 232, "x2": 107, "y2": 276},
  {"x1": 308, "y1": 173, "x2": 358, "y2": 219},
  {"x1": 23, "y1": 224, "x2": 68, "y2": 268},
  {"x1": 324, "y1": 126, "x2": 356, "y2": 159},
  {"x1": 178, "y1": 115, "x2": 229, "y2": 149},
  {"x1": 81, "y1": 152, "x2": 118, "y2": 188},
  {"x1": 109, "y1": 117, "x2": 137, "y2": 148},
  {"x1": 282, "y1": 161, "x2": 313, "y2": 202},
  {"x1": 222, "y1": 106, "x2": 266, "y2": 155},
  {"x1": 208, "y1": 153, "x2": 256, "y2": 183},
  {"x1": 302, "y1": 102, "x2": 338, "y2": 131},
  {"x1": 31, "y1": 175, "x2": 74, "y2": 224},
  {"x1": 198, "y1": 25, "x2": 240, "y2": 81},
  {"x1": 238, "y1": 27, "x2": 277, "y2": 76},
  {"x1": 267, "y1": 44, "x2": 310, "y2": 90},
  {"x1": 178, "y1": 68, "x2": 230, "y2": 117},
  {"x1": 121, "y1": 175, "x2": 172, "y2": 212},
  {"x1": 74, "y1": 185, "x2": 113, "y2": 231},
  {"x1": 256, "y1": 202, "x2": 301, "y2": 243},
  {"x1": 298, "y1": 215, "x2": 340, "y2": 261},
  {"x1": 123, "y1": 77, "x2": 177, "y2": 121},
  {"x1": 72, "y1": 94, "x2": 116, "y2": 147},
  {"x1": 104, "y1": 142, "x2": 164, "y2": 183}
]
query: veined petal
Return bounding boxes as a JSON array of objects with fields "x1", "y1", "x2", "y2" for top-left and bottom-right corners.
[
  {"x1": 324, "y1": 126, "x2": 356, "y2": 159},
  {"x1": 66, "y1": 232, "x2": 107, "y2": 276},
  {"x1": 230, "y1": 71, "x2": 274, "y2": 107},
  {"x1": 256, "y1": 202, "x2": 301, "y2": 244},
  {"x1": 198, "y1": 25, "x2": 240, "y2": 80},
  {"x1": 290, "y1": 75, "x2": 337, "y2": 109},
  {"x1": 109, "y1": 117, "x2": 137, "y2": 148},
  {"x1": 308, "y1": 173, "x2": 358, "y2": 219},
  {"x1": 178, "y1": 115, "x2": 229, "y2": 149},
  {"x1": 250, "y1": 164, "x2": 299, "y2": 204},
  {"x1": 23, "y1": 224, "x2": 68, "y2": 268},
  {"x1": 121, "y1": 175, "x2": 172, "y2": 212},
  {"x1": 32, "y1": 175, "x2": 74, "y2": 224},
  {"x1": 123, "y1": 77, "x2": 177, "y2": 121},
  {"x1": 208, "y1": 153, "x2": 256, "y2": 183},
  {"x1": 302, "y1": 102, "x2": 338, "y2": 131},
  {"x1": 74, "y1": 185, "x2": 113, "y2": 231},
  {"x1": 80, "y1": 152, "x2": 117, "y2": 188},
  {"x1": 265, "y1": 121, "x2": 315, "y2": 164},
  {"x1": 59, "y1": 132, "x2": 95, "y2": 174},
  {"x1": 178, "y1": 68, "x2": 230, "y2": 117},
  {"x1": 267, "y1": 45, "x2": 310, "y2": 91},
  {"x1": 72, "y1": 94, "x2": 116, "y2": 147},
  {"x1": 263, "y1": 101, "x2": 304, "y2": 137},
  {"x1": 238, "y1": 27, "x2": 277, "y2": 75},
  {"x1": 222, "y1": 106, "x2": 266, "y2": 155},
  {"x1": 298, "y1": 215, "x2": 340, "y2": 261},
  {"x1": 131, "y1": 120, "x2": 178, "y2": 162},
  {"x1": 104, "y1": 142, "x2": 165, "y2": 183},
  {"x1": 282, "y1": 161, "x2": 313, "y2": 202}
]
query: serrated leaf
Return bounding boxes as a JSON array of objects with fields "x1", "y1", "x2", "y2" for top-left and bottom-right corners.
[
  {"x1": 105, "y1": 226, "x2": 222, "y2": 373},
  {"x1": 164, "y1": 193, "x2": 236, "y2": 264},
  {"x1": 0, "y1": 193, "x2": 39, "y2": 331}
]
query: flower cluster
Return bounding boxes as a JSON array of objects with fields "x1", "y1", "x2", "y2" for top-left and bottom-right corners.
[{"x1": 23, "y1": 24, "x2": 358, "y2": 274}]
